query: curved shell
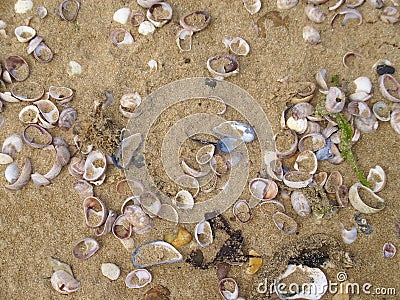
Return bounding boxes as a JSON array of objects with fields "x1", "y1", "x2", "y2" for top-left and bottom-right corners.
[
  {"x1": 11, "y1": 81, "x2": 44, "y2": 101},
  {"x1": 349, "y1": 76, "x2": 373, "y2": 101},
  {"x1": 249, "y1": 178, "x2": 279, "y2": 200},
  {"x1": 59, "y1": 107, "x2": 77, "y2": 131},
  {"x1": 273, "y1": 212, "x2": 298, "y2": 235},
  {"x1": 5, "y1": 157, "x2": 31, "y2": 190},
  {"x1": 378, "y1": 74, "x2": 400, "y2": 103},
  {"x1": 349, "y1": 182, "x2": 385, "y2": 214},
  {"x1": 176, "y1": 29, "x2": 193, "y2": 52},
  {"x1": 243, "y1": 0, "x2": 261, "y2": 14},
  {"x1": 298, "y1": 133, "x2": 326, "y2": 152},
  {"x1": 390, "y1": 109, "x2": 400, "y2": 134},
  {"x1": 354, "y1": 114, "x2": 379, "y2": 133},
  {"x1": 294, "y1": 150, "x2": 318, "y2": 174},
  {"x1": 383, "y1": 242, "x2": 396, "y2": 258},
  {"x1": 137, "y1": 0, "x2": 161, "y2": 8},
  {"x1": 367, "y1": 165, "x2": 386, "y2": 192},
  {"x1": 112, "y1": 214, "x2": 132, "y2": 240},
  {"x1": 180, "y1": 11, "x2": 210, "y2": 32},
  {"x1": 2, "y1": 133, "x2": 24, "y2": 157},
  {"x1": 372, "y1": 101, "x2": 391, "y2": 122},
  {"x1": 291, "y1": 191, "x2": 311, "y2": 217},
  {"x1": 113, "y1": 7, "x2": 132, "y2": 25},
  {"x1": 286, "y1": 116, "x2": 308, "y2": 133},
  {"x1": 27, "y1": 36, "x2": 43, "y2": 54},
  {"x1": 125, "y1": 269, "x2": 152, "y2": 288},
  {"x1": 219, "y1": 278, "x2": 239, "y2": 300},
  {"x1": 124, "y1": 205, "x2": 153, "y2": 234},
  {"x1": 49, "y1": 86, "x2": 74, "y2": 103},
  {"x1": 19, "y1": 105, "x2": 39, "y2": 124},
  {"x1": 275, "y1": 130, "x2": 298, "y2": 158},
  {"x1": 72, "y1": 237, "x2": 99, "y2": 259},
  {"x1": 33, "y1": 41, "x2": 53, "y2": 63},
  {"x1": 324, "y1": 171, "x2": 343, "y2": 193},
  {"x1": 119, "y1": 92, "x2": 141, "y2": 118},
  {"x1": 59, "y1": 0, "x2": 80, "y2": 22},
  {"x1": 37, "y1": 6, "x2": 48, "y2": 18},
  {"x1": 223, "y1": 37, "x2": 250, "y2": 56},
  {"x1": 194, "y1": 220, "x2": 213, "y2": 247},
  {"x1": 83, "y1": 150, "x2": 107, "y2": 182},
  {"x1": 207, "y1": 55, "x2": 239, "y2": 78},
  {"x1": 283, "y1": 171, "x2": 313, "y2": 188},
  {"x1": 132, "y1": 240, "x2": 183, "y2": 268},
  {"x1": 5, "y1": 161, "x2": 19, "y2": 183},
  {"x1": 196, "y1": 144, "x2": 215, "y2": 165},
  {"x1": 233, "y1": 200, "x2": 252, "y2": 223},
  {"x1": 14, "y1": 26, "x2": 36, "y2": 43},
  {"x1": 147, "y1": 2, "x2": 173, "y2": 28},
  {"x1": 341, "y1": 224, "x2": 358, "y2": 244},
  {"x1": 173, "y1": 190, "x2": 194, "y2": 210},
  {"x1": 83, "y1": 196, "x2": 108, "y2": 228},
  {"x1": 110, "y1": 28, "x2": 134, "y2": 47},
  {"x1": 51, "y1": 270, "x2": 80, "y2": 295},
  {"x1": 213, "y1": 120, "x2": 255, "y2": 142},
  {"x1": 34, "y1": 99, "x2": 59, "y2": 124},
  {"x1": 305, "y1": 5, "x2": 327, "y2": 23},
  {"x1": 347, "y1": 101, "x2": 371, "y2": 118},
  {"x1": 303, "y1": 26, "x2": 320, "y2": 45},
  {"x1": 277, "y1": 0, "x2": 299, "y2": 9},
  {"x1": 381, "y1": 6, "x2": 399, "y2": 24},
  {"x1": 326, "y1": 87, "x2": 345, "y2": 113}
]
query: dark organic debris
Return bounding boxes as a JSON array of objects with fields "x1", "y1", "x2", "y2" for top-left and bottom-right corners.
[
  {"x1": 354, "y1": 213, "x2": 373, "y2": 234},
  {"x1": 376, "y1": 64, "x2": 395, "y2": 75},
  {"x1": 288, "y1": 249, "x2": 329, "y2": 268}
]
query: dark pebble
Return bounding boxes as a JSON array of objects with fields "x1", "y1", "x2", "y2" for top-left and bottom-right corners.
[{"x1": 377, "y1": 64, "x2": 395, "y2": 75}]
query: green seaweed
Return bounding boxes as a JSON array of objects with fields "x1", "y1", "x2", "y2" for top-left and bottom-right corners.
[{"x1": 331, "y1": 75, "x2": 341, "y2": 87}]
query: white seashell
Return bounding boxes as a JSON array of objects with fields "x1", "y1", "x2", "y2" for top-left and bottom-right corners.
[
  {"x1": 305, "y1": 5, "x2": 327, "y2": 23},
  {"x1": 146, "y1": 2, "x2": 173, "y2": 28},
  {"x1": 101, "y1": 263, "x2": 120, "y2": 281},
  {"x1": 325, "y1": 87, "x2": 345, "y2": 113},
  {"x1": 27, "y1": 36, "x2": 44, "y2": 54},
  {"x1": 378, "y1": 74, "x2": 400, "y2": 102},
  {"x1": 249, "y1": 178, "x2": 279, "y2": 200},
  {"x1": 243, "y1": 0, "x2": 262, "y2": 14},
  {"x1": 31, "y1": 173, "x2": 51, "y2": 186},
  {"x1": 0, "y1": 92, "x2": 20, "y2": 103},
  {"x1": 2, "y1": 133, "x2": 24, "y2": 157},
  {"x1": 14, "y1": 26, "x2": 36, "y2": 43},
  {"x1": 324, "y1": 171, "x2": 342, "y2": 193},
  {"x1": 286, "y1": 116, "x2": 308, "y2": 133},
  {"x1": 219, "y1": 278, "x2": 239, "y2": 300},
  {"x1": 277, "y1": 0, "x2": 299, "y2": 9},
  {"x1": 194, "y1": 220, "x2": 213, "y2": 247},
  {"x1": 294, "y1": 150, "x2": 318, "y2": 175},
  {"x1": 275, "y1": 265, "x2": 328, "y2": 299},
  {"x1": 196, "y1": 144, "x2": 215, "y2": 165},
  {"x1": 207, "y1": 55, "x2": 239, "y2": 79},
  {"x1": 330, "y1": 8, "x2": 363, "y2": 29},
  {"x1": 383, "y1": 242, "x2": 396, "y2": 258},
  {"x1": 315, "y1": 69, "x2": 328, "y2": 92},
  {"x1": 51, "y1": 270, "x2": 80, "y2": 295},
  {"x1": 181, "y1": 160, "x2": 209, "y2": 178},
  {"x1": 83, "y1": 150, "x2": 107, "y2": 182},
  {"x1": 349, "y1": 76, "x2": 373, "y2": 101},
  {"x1": 368, "y1": 0, "x2": 384, "y2": 8},
  {"x1": 67, "y1": 61, "x2": 82, "y2": 76},
  {"x1": 179, "y1": 11, "x2": 211, "y2": 32},
  {"x1": 176, "y1": 29, "x2": 193, "y2": 52},
  {"x1": 381, "y1": 6, "x2": 399, "y2": 23},
  {"x1": 367, "y1": 165, "x2": 386, "y2": 192},
  {"x1": 222, "y1": 37, "x2": 250, "y2": 56},
  {"x1": 137, "y1": 0, "x2": 161, "y2": 8},
  {"x1": 148, "y1": 59, "x2": 158, "y2": 70},
  {"x1": 34, "y1": 99, "x2": 59, "y2": 124},
  {"x1": 37, "y1": 6, "x2": 48, "y2": 19},
  {"x1": 347, "y1": 101, "x2": 371, "y2": 118},
  {"x1": 390, "y1": 110, "x2": 400, "y2": 134},
  {"x1": 5, "y1": 158, "x2": 31, "y2": 190},
  {"x1": 132, "y1": 240, "x2": 183, "y2": 268},
  {"x1": 125, "y1": 269, "x2": 152, "y2": 288},
  {"x1": 15, "y1": 0, "x2": 33, "y2": 14},
  {"x1": 349, "y1": 182, "x2": 385, "y2": 214},
  {"x1": 283, "y1": 171, "x2": 313, "y2": 188},
  {"x1": 372, "y1": 101, "x2": 391, "y2": 122},
  {"x1": 110, "y1": 28, "x2": 134, "y2": 49},
  {"x1": 19, "y1": 105, "x2": 40, "y2": 124},
  {"x1": 5, "y1": 161, "x2": 19, "y2": 183},
  {"x1": 0, "y1": 153, "x2": 13, "y2": 165},
  {"x1": 341, "y1": 224, "x2": 358, "y2": 244},
  {"x1": 291, "y1": 191, "x2": 311, "y2": 217},
  {"x1": 138, "y1": 21, "x2": 156, "y2": 35},
  {"x1": 354, "y1": 115, "x2": 378, "y2": 133},
  {"x1": 113, "y1": 8, "x2": 132, "y2": 25},
  {"x1": 173, "y1": 190, "x2": 194, "y2": 210}
]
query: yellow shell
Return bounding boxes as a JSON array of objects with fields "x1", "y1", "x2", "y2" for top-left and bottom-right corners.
[
  {"x1": 164, "y1": 226, "x2": 192, "y2": 248},
  {"x1": 245, "y1": 250, "x2": 263, "y2": 275}
]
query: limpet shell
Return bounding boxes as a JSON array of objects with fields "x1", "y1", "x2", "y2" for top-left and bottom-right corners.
[
  {"x1": 283, "y1": 171, "x2": 313, "y2": 188},
  {"x1": 14, "y1": 26, "x2": 36, "y2": 43},
  {"x1": 367, "y1": 165, "x2": 386, "y2": 193},
  {"x1": 348, "y1": 182, "x2": 385, "y2": 214},
  {"x1": 249, "y1": 178, "x2": 279, "y2": 200},
  {"x1": 5, "y1": 56, "x2": 30, "y2": 82},
  {"x1": 291, "y1": 191, "x2": 311, "y2": 217},
  {"x1": 126, "y1": 269, "x2": 152, "y2": 288},
  {"x1": 180, "y1": 11, "x2": 210, "y2": 32},
  {"x1": 147, "y1": 2, "x2": 173, "y2": 28},
  {"x1": 194, "y1": 220, "x2": 213, "y2": 248},
  {"x1": 207, "y1": 54, "x2": 239, "y2": 79},
  {"x1": 72, "y1": 237, "x2": 100, "y2": 260},
  {"x1": 372, "y1": 101, "x2": 391, "y2": 122},
  {"x1": 273, "y1": 212, "x2": 298, "y2": 235},
  {"x1": 132, "y1": 240, "x2": 183, "y2": 268},
  {"x1": 51, "y1": 270, "x2": 80, "y2": 295}
]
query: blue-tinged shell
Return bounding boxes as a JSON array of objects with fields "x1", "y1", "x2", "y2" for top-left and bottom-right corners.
[
  {"x1": 213, "y1": 121, "x2": 255, "y2": 143},
  {"x1": 132, "y1": 240, "x2": 183, "y2": 268},
  {"x1": 315, "y1": 138, "x2": 334, "y2": 160},
  {"x1": 216, "y1": 137, "x2": 243, "y2": 153}
]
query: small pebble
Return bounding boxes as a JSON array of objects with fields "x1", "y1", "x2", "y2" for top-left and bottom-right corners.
[
  {"x1": 101, "y1": 263, "x2": 120, "y2": 280},
  {"x1": 15, "y1": 0, "x2": 33, "y2": 14},
  {"x1": 67, "y1": 61, "x2": 82, "y2": 76},
  {"x1": 377, "y1": 64, "x2": 395, "y2": 75}
]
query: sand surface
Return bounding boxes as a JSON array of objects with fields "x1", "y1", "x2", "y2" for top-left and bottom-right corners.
[{"x1": 0, "y1": 0, "x2": 399, "y2": 299}]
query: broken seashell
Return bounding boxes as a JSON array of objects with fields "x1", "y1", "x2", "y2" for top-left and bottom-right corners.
[
  {"x1": 51, "y1": 270, "x2": 80, "y2": 295},
  {"x1": 219, "y1": 278, "x2": 239, "y2": 300},
  {"x1": 113, "y1": 7, "x2": 132, "y2": 25},
  {"x1": 180, "y1": 11, "x2": 210, "y2": 32},
  {"x1": 246, "y1": 250, "x2": 262, "y2": 275},
  {"x1": 112, "y1": 214, "x2": 132, "y2": 240},
  {"x1": 119, "y1": 92, "x2": 142, "y2": 118},
  {"x1": 249, "y1": 178, "x2": 278, "y2": 200},
  {"x1": 27, "y1": 36, "x2": 43, "y2": 54},
  {"x1": 0, "y1": 153, "x2": 13, "y2": 165},
  {"x1": 194, "y1": 221, "x2": 213, "y2": 247},
  {"x1": 326, "y1": 87, "x2": 345, "y2": 113},
  {"x1": 23, "y1": 124, "x2": 52, "y2": 148},
  {"x1": 303, "y1": 26, "x2": 320, "y2": 45},
  {"x1": 316, "y1": 69, "x2": 328, "y2": 92},
  {"x1": 5, "y1": 158, "x2": 31, "y2": 190},
  {"x1": 124, "y1": 205, "x2": 153, "y2": 234},
  {"x1": 5, "y1": 56, "x2": 30, "y2": 82},
  {"x1": 341, "y1": 224, "x2": 357, "y2": 244},
  {"x1": 286, "y1": 116, "x2": 308, "y2": 134},
  {"x1": 131, "y1": 12, "x2": 146, "y2": 26},
  {"x1": 292, "y1": 82, "x2": 316, "y2": 104},
  {"x1": 110, "y1": 28, "x2": 134, "y2": 48},
  {"x1": 2, "y1": 133, "x2": 24, "y2": 157},
  {"x1": 325, "y1": 171, "x2": 343, "y2": 193},
  {"x1": 383, "y1": 242, "x2": 396, "y2": 258},
  {"x1": 74, "y1": 180, "x2": 93, "y2": 199},
  {"x1": 305, "y1": 5, "x2": 327, "y2": 23},
  {"x1": 222, "y1": 37, "x2": 250, "y2": 56},
  {"x1": 31, "y1": 173, "x2": 51, "y2": 186},
  {"x1": 72, "y1": 237, "x2": 99, "y2": 260},
  {"x1": 294, "y1": 150, "x2": 318, "y2": 174},
  {"x1": 381, "y1": 6, "x2": 399, "y2": 24},
  {"x1": 37, "y1": 6, "x2": 48, "y2": 19},
  {"x1": 275, "y1": 130, "x2": 298, "y2": 158},
  {"x1": 34, "y1": 99, "x2": 59, "y2": 124},
  {"x1": 329, "y1": 0, "x2": 344, "y2": 10},
  {"x1": 58, "y1": 107, "x2": 77, "y2": 131},
  {"x1": 349, "y1": 182, "x2": 385, "y2": 214},
  {"x1": 196, "y1": 144, "x2": 215, "y2": 165},
  {"x1": 213, "y1": 121, "x2": 255, "y2": 142},
  {"x1": 14, "y1": 26, "x2": 36, "y2": 43},
  {"x1": 372, "y1": 101, "x2": 390, "y2": 122},
  {"x1": 330, "y1": 8, "x2": 363, "y2": 29},
  {"x1": 95, "y1": 210, "x2": 118, "y2": 236},
  {"x1": 138, "y1": 21, "x2": 156, "y2": 35},
  {"x1": 83, "y1": 150, "x2": 107, "y2": 182},
  {"x1": 298, "y1": 133, "x2": 326, "y2": 152},
  {"x1": 292, "y1": 102, "x2": 315, "y2": 120},
  {"x1": 313, "y1": 171, "x2": 328, "y2": 186},
  {"x1": 277, "y1": 0, "x2": 299, "y2": 9},
  {"x1": 243, "y1": 0, "x2": 262, "y2": 14},
  {"x1": 33, "y1": 41, "x2": 53, "y2": 63},
  {"x1": 83, "y1": 196, "x2": 108, "y2": 228},
  {"x1": 349, "y1": 76, "x2": 373, "y2": 101},
  {"x1": 67, "y1": 61, "x2": 82, "y2": 76},
  {"x1": 0, "y1": 92, "x2": 19, "y2": 103},
  {"x1": 126, "y1": 269, "x2": 152, "y2": 288},
  {"x1": 342, "y1": 51, "x2": 362, "y2": 69},
  {"x1": 378, "y1": 74, "x2": 400, "y2": 103},
  {"x1": 49, "y1": 86, "x2": 74, "y2": 104},
  {"x1": 132, "y1": 241, "x2": 183, "y2": 268},
  {"x1": 15, "y1": 0, "x2": 33, "y2": 14},
  {"x1": 347, "y1": 101, "x2": 371, "y2": 118},
  {"x1": 147, "y1": 2, "x2": 173, "y2": 28},
  {"x1": 176, "y1": 29, "x2": 193, "y2": 52},
  {"x1": 19, "y1": 105, "x2": 39, "y2": 124},
  {"x1": 101, "y1": 263, "x2": 120, "y2": 281},
  {"x1": 390, "y1": 110, "x2": 400, "y2": 134},
  {"x1": 207, "y1": 55, "x2": 239, "y2": 79},
  {"x1": 233, "y1": 200, "x2": 252, "y2": 223},
  {"x1": 367, "y1": 165, "x2": 386, "y2": 192},
  {"x1": 11, "y1": 81, "x2": 44, "y2": 101},
  {"x1": 273, "y1": 212, "x2": 298, "y2": 235},
  {"x1": 5, "y1": 161, "x2": 19, "y2": 183},
  {"x1": 59, "y1": 0, "x2": 80, "y2": 22},
  {"x1": 354, "y1": 114, "x2": 378, "y2": 133},
  {"x1": 173, "y1": 190, "x2": 194, "y2": 210},
  {"x1": 283, "y1": 171, "x2": 313, "y2": 188},
  {"x1": 137, "y1": 0, "x2": 162, "y2": 8},
  {"x1": 291, "y1": 191, "x2": 311, "y2": 217},
  {"x1": 368, "y1": 0, "x2": 384, "y2": 8}
]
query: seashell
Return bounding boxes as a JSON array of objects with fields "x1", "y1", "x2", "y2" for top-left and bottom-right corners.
[
  {"x1": 283, "y1": 171, "x2": 313, "y2": 188},
  {"x1": 95, "y1": 210, "x2": 118, "y2": 236},
  {"x1": 5, "y1": 158, "x2": 31, "y2": 190},
  {"x1": 119, "y1": 92, "x2": 142, "y2": 118},
  {"x1": 275, "y1": 265, "x2": 328, "y2": 299},
  {"x1": 243, "y1": 0, "x2": 262, "y2": 14},
  {"x1": 328, "y1": 0, "x2": 344, "y2": 10},
  {"x1": 308, "y1": 0, "x2": 329, "y2": 4},
  {"x1": 19, "y1": 105, "x2": 39, "y2": 124},
  {"x1": 15, "y1": 0, "x2": 33, "y2": 14},
  {"x1": 51, "y1": 270, "x2": 80, "y2": 295},
  {"x1": 294, "y1": 150, "x2": 318, "y2": 174},
  {"x1": 23, "y1": 124, "x2": 52, "y2": 148},
  {"x1": 354, "y1": 114, "x2": 378, "y2": 133},
  {"x1": 246, "y1": 250, "x2": 262, "y2": 275},
  {"x1": 303, "y1": 26, "x2": 320, "y2": 45},
  {"x1": 378, "y1": 74, "x2": 400, "y2": 103},
  {"x1": 321, "y1": 125, "x2": 338, "y2": 139},
  {"x1": 207, "y1": 55, "x2": 239, "y2": 79},
  {"x1": 173, "y1": 190, "x2": 194, "y2": 210},
  {"x1": 2, "y1": 133, "x2": 24, "y2": 157},
  {"x1": 58, "y1": 107, "x2": 77, "y2": 131},
  {"x1": 176, "y1": 29, "x2": 193, "y2": 52},
  {"x1": 0, "y1": 92, "x2": 19, "y2": 103},
  {"x1": 269, "y1": 159, "x2": 284, "y2": 181},
  {"x1": 381, "y1": 6, "x2": 399, "y2": 24},
  {"x1": 67, "y1": 61, "x2": 82, "y2": 76},
  {"x1": 83, "y1": 150, "x2": 107, "y2": 182},
  {"x1": 390, "y1": 110, "x2": 400, "y2": 134},
  {"x1": 132, "y1": 240, "x2": 183, "y2": 268},
  {"x1": 349, "y1": 76, "x2": 373, "y2": 101},
  {"x1": 330, "y1": 8, "x2": 363, "y2": 29},
  {"x1": 49, "y1": 86, "x2": 74, "y2": 103},
  {"x1": 0, "y1": 153, "x2": 13, "y2": 165},
  {"x1": 194, "y1": 220, "x2": 213, "y2": 247},
  {"x1": 372, "y1": 101, "x2": 390, "y2": 122},
  {"x1": 137, "y1": 0, "x2": 162, "y2": 8},
  {"x1": 59, "y1": 0, "x2": 80, "y2": 22},
  {"x1": 347, "y1": 101, "x2": 371, "y2": 118},
  {"x1": 112, "y1": 214, "x2": 132, "y2": 240},
  {"x1": 346, "y1": 0, "x2": 366, "y2": 8},
  {"x1": 286, "y1": 116, "x2": 308, "y2": 134},
  {"x1": 213, "y1": 121, "x2": 255, "y2": 142},
  {"x1": 368, "y1": 0, "x2": 384, "y2": 8},
  {"x1": 27, "y1": 36, "x2": 43, "y2": 54},
  {"x1": 14, "y1": 26, "x2": 36, "y2": 43},
  {"x1": 291, "y1": 191, "x2": 311, "y2": 217},
  {"x1": 164, "y1": 226, "x2": 192, "y2": 248},
  {"x1": 5, "y1": 56, "x2": 30, "y2": 82},
  {"x1": 233, "y1": 200, "x2": 252, "y2": 223},
  {"x1": 31, "y1": 173, "x2": 51, "y2": 186},
  {"x1": 180, "y1": 11, "x2": 210, "y2": 32},
  {"x1": 110, "y1": 28, "x2": 134, "y2": 48},
  {"x1": 72, "y1": 237, "x2": 99, "y2": 260},
  {"x1": 273, "y1": 212, "x2": 298, "y2": 235},
  {"x1": 210, "y1": 154, "x2": 229, "y2": 175},
  {"x1": 33, "y1": 41, "x2": 53, "y2": 63},
  {"x1": 126, "y1": 269, "x2": 152, "y2": 288},
  {"x1": 292, "y1": 82, "x2": 316, "y2": 103},
  {"x1": 313, "y1": 171, "x2": 328, "y2": 186},
  {"x1": 336, "y1": 184, "x2": 349, "y2": 207},
  {"x1": 349, "y1": 182, "x2": 385, "y2": 214},
  {"x1": 148, "y1": 59, "x2": 157, "y2": 70},
  {"x1": 113, "y1": 8, "x2": 132, "y2": 25},
  {"x1": 305, "y1": 5, "x2": 327, "y2": 23},
  {"x1": 138, "y1": 21, "x2": 156, "y2": 35},
  {"x1": 327, "y1": 142, "x2": 344, "y2": 164},
  {"x1": 101, "y1": 263, "x2": 120, "y2": 281},
  {"x1": 147, "y1": 2, "x2": 173, "y2": 28},
  {"x1": 5, "y1": 161, "x2": 19, "y2": 184},
  {"x1": 11, "y1": 81, "x2": 44, "y2": 102},
  {"x1": 277, "y1": 0, "x2": 299, "y2": 9},
  {"x1": 249, "y1": 178, "x2": 279, "y2": 200},
  {"x1": 37, "y1": 6, "x2": 48, "y2": 19},
  {"x1": 124, "y1": 205, "x2": 153, "y2": 234},
  {"x1": 131, "y1": 12, "x2": 146, "y2": 26},
  {"x1": 34, "y1": 99, "x2": 59, "y2": 124},
  {"x1": 325, "y1": 171, "x2": 343, "y2": 193},
  {"x1": 196, "y1": 144, "x2": 215, "y2": 165},
  {"x1": 326, "y1": 87, "x2": 345, "y2": 113},
  {"x1": 298, "y1": 133, "x2": 326, "y2": 153},
  {"x1": 367, "y1": 165, "x2": 386, "y2": 192},
  {"x1": 73, "y1": 180, "x2": 93, "y2": 199},
  {"x1": 222, "y1": 37, "x2": 250, "y2": 56},
  {"x1": 383, "y1": 242, "x2": 396, "y2": 258},
  {"x1": 292, "y1": 102, "x2": 315, "y2": 120},
  {"x1": 69, "y1": 157, "x2": 85, "y2": 179},
  {"x1": 83, "y1": 196, "x2": 108, "y2": 228},
  {"x1": 341, "y1": 224, "x2": 357, "y2": 244},
  {"x1": 342, "y1": 51, "x2": 362, "y2": 69},
  {"x1": 219, "y1": 278, "x2": 239, "y2": 300},
  {"x1": 275, "y1": 130, "x2": 298, "y2": 158}
]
